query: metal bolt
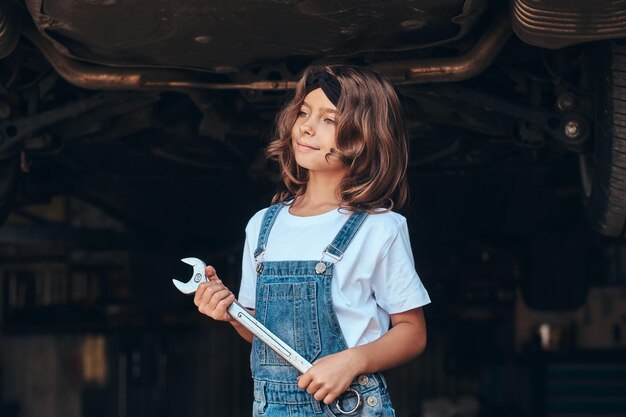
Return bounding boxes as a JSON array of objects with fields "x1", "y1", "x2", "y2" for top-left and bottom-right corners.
[
  {"x1": 366, "y1": 396, "x2": 378, "y2": 407},
  {"x1": 557, "y1": 92, "x2": 576, "y2": 112},
  {"x1": 564, "y1": 120, "x2": 582, "y2": 139}
]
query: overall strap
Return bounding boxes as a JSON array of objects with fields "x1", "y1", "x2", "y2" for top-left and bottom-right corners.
[
  {"x1": 323, "y1": 211, "x2": 369, "y2": 263},
  {"x1": 254, "y1": 203, "x2": 284, "y2": 260}
]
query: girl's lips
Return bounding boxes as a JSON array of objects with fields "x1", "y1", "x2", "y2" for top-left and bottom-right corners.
[{"x1": 297, "y1": 141, "x2": 319, "y2": 151}]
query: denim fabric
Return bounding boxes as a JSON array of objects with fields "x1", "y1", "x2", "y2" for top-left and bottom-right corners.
[{"x1": 251, "y1": 204, "x2": 396, "y2": 416}]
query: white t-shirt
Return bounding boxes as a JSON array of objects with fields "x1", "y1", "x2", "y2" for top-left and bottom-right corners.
[{"x1": 238, "y1": 204, "x2": 431, "y2": 348}]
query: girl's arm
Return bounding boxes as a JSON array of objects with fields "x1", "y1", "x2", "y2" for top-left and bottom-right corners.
[
  {"x1": 194, "y1": 265, "x2": 255, "y2": 343},
  {"x1": 297, "y1": 307, "x2": 426, "y2": 405}
]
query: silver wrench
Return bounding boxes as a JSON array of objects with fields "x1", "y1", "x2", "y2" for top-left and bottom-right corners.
[
  {"x1": 173, "y1": 257, "x2": 312, "y2": 373},
  {"x1": 172, "y1": 257, "x2": 362, "y2": 415}
]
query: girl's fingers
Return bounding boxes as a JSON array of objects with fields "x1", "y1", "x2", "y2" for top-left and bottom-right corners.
[
  {"x1": 299, "y1": 375, "x2": 332, "y2": 402},
  {"x1": 215, "y1": 294, "x2": 236, "y2": 320},
  {"x1": 302, "y1": 375, "x2": 321, "y2": 395},
  {"x1": 198, "y1": 287, "x2": 232, "y2": 318},
  {"x1": 325, "y1": 387, "x2": 346, "y2": 405},
  {"x1": 196, "y1": 282, "x2": 214, "y2": 306},
  {"x1": 205, "y1": 265, "x2": 219, "y2": 282},
  {"x1": 313, "y1": 389, "x2": 329, "y2": 402},
  {"x1": 206, "y1": 288, "x2": 232, "y2": 309},
  {"x1": 297, "y1": 373, "x2": 312, "y2": 390},
  {"x1": 194, "y1": 282, "x2": 209, "y2": 306},
  {"x1": 194, "y1": 265, "x2": 233, "y2": 321},
  {"x1": 200, "y1": 281, "x2": 229, "y2": 302},
  {"x1": 306, "y1": 384, "x2": 319, "y2": 395}
]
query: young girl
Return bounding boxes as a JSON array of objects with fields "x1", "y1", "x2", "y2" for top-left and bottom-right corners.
[{"x1": 194, "y1": 65, "x2": 430, "y2": 416}]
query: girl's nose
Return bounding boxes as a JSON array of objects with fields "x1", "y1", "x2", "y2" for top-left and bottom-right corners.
[{"x1": 300, "y1": 121, "x2": 314, "y2": 136}]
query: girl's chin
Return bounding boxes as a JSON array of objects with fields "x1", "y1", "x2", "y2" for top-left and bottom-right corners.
[{"x1": 295, "y1": 163, "x2": 346, "y2": 175}]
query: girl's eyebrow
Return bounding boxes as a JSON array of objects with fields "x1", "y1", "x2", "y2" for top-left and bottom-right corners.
[{"x1": 302, "y1": 101, "x2": 338, "y2": 114}]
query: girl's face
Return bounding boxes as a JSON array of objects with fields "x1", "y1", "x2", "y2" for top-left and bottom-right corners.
[{"x1": 291, "y1": 88, "x2": 345, "y2": 174}]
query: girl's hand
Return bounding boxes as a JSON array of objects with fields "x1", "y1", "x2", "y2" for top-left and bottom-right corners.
[
  {"x1": 297, "y1": 349, "x2": 364, "y2": 405},
  {"x1": 193, "y1": 265, "x2": 236, "y2": 322}
]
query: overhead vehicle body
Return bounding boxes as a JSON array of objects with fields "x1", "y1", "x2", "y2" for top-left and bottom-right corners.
[{"x1": 0, "y1": 0, "x2": 625, "y2": 253}]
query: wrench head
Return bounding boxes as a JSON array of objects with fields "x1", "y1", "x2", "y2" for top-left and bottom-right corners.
[{"x1": 172, "y1": 257, "x2": 207, "y2": 294}]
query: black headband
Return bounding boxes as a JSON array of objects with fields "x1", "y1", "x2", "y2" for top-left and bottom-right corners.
[{"x1": 305, "y1": 70, "x2": 341, "y2": 106}]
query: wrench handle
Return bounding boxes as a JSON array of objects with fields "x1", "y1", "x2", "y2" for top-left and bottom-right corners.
[{"x1": 227, "y1": 300, "x2": 313, "y2": 374}]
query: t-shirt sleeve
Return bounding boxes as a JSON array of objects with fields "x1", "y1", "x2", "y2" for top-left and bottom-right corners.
[
  {"x1": 371, "y1": 219, "x2": 431, "y2": 314},
  {"x1": 237, "y1": 216, "x2": 260, "y2": 309}
]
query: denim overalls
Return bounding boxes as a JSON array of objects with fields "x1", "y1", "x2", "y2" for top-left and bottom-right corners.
[{"x1": 251, "y1": 203, "x2": 396, "y2": 417}]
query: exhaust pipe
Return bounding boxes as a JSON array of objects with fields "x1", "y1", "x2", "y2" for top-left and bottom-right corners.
[
  {"x1": 369, "y1": 16, "x2": 511, "y2": 84},
  {"x1": 23, "y1": 15, "x2": 511, "y2": 90}
]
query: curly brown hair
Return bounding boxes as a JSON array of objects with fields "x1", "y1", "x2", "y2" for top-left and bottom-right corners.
[{"x1": 266, "y1": 65, "x2": 409, "y2": 212}]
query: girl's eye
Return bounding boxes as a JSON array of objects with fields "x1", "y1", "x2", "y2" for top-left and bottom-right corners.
[
  {"x1": 324, "y1": 117, "x2": 336, "y2": 125},
  {"x1": 298, "y1": 110, "x2": 308, "y2": 117}
]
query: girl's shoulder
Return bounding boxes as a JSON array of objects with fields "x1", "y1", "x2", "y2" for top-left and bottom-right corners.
[
  {"x1": 365, "y1": 209, "x2": 406, "y2": 230},
  {"x1": 352, "y1": 210, "x2": 408, "y2": 242}
]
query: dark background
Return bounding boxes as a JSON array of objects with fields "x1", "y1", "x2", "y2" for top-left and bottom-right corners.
[
  {"x1": 1, "y1": 145, "x2": 625, "y2": 417},
  {"x1": 1, "y1": 0, "x2": 626, "y2": 416}
]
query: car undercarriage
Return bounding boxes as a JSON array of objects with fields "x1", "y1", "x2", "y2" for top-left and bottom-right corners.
[
  {"x1": 0, "y1": 0, "x2": 624, "y2": 250},
  {"x1": 2, "y1": 2, "x2": 626, "y2": 417}
]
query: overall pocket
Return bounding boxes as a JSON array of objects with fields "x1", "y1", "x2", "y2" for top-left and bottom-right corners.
[{"x1": 255, "y1": 281, "x2": 322, "y2": 365}]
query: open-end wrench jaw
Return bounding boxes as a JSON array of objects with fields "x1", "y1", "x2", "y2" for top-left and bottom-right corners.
[{"x1": 172, "y1": 257, "x2": 207, "y2": 294}]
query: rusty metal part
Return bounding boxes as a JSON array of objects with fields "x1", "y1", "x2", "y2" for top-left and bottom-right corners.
[
  {"x1": 512, "y1": 0, "x2": 626, "y2": 49},
  {"x1": 369, "y1": 16, "x2": 512, "y2": 84},
  {"x1": 144, "y1": 80, "x2": 296, "y2": 90},
  {"x1": 23, "y1": 14, "x2": 512, "y2": 91},
  {"x1": 22, "y1": 0, "x2": 471, "y2": 70},
  {"x1": 22, "y1": 25, "x2": 298, "y2": 91}
]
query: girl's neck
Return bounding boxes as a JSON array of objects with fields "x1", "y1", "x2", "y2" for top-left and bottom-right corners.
[{"x1": 290, "y1": 169, "x2": 346, "y2": 216}]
